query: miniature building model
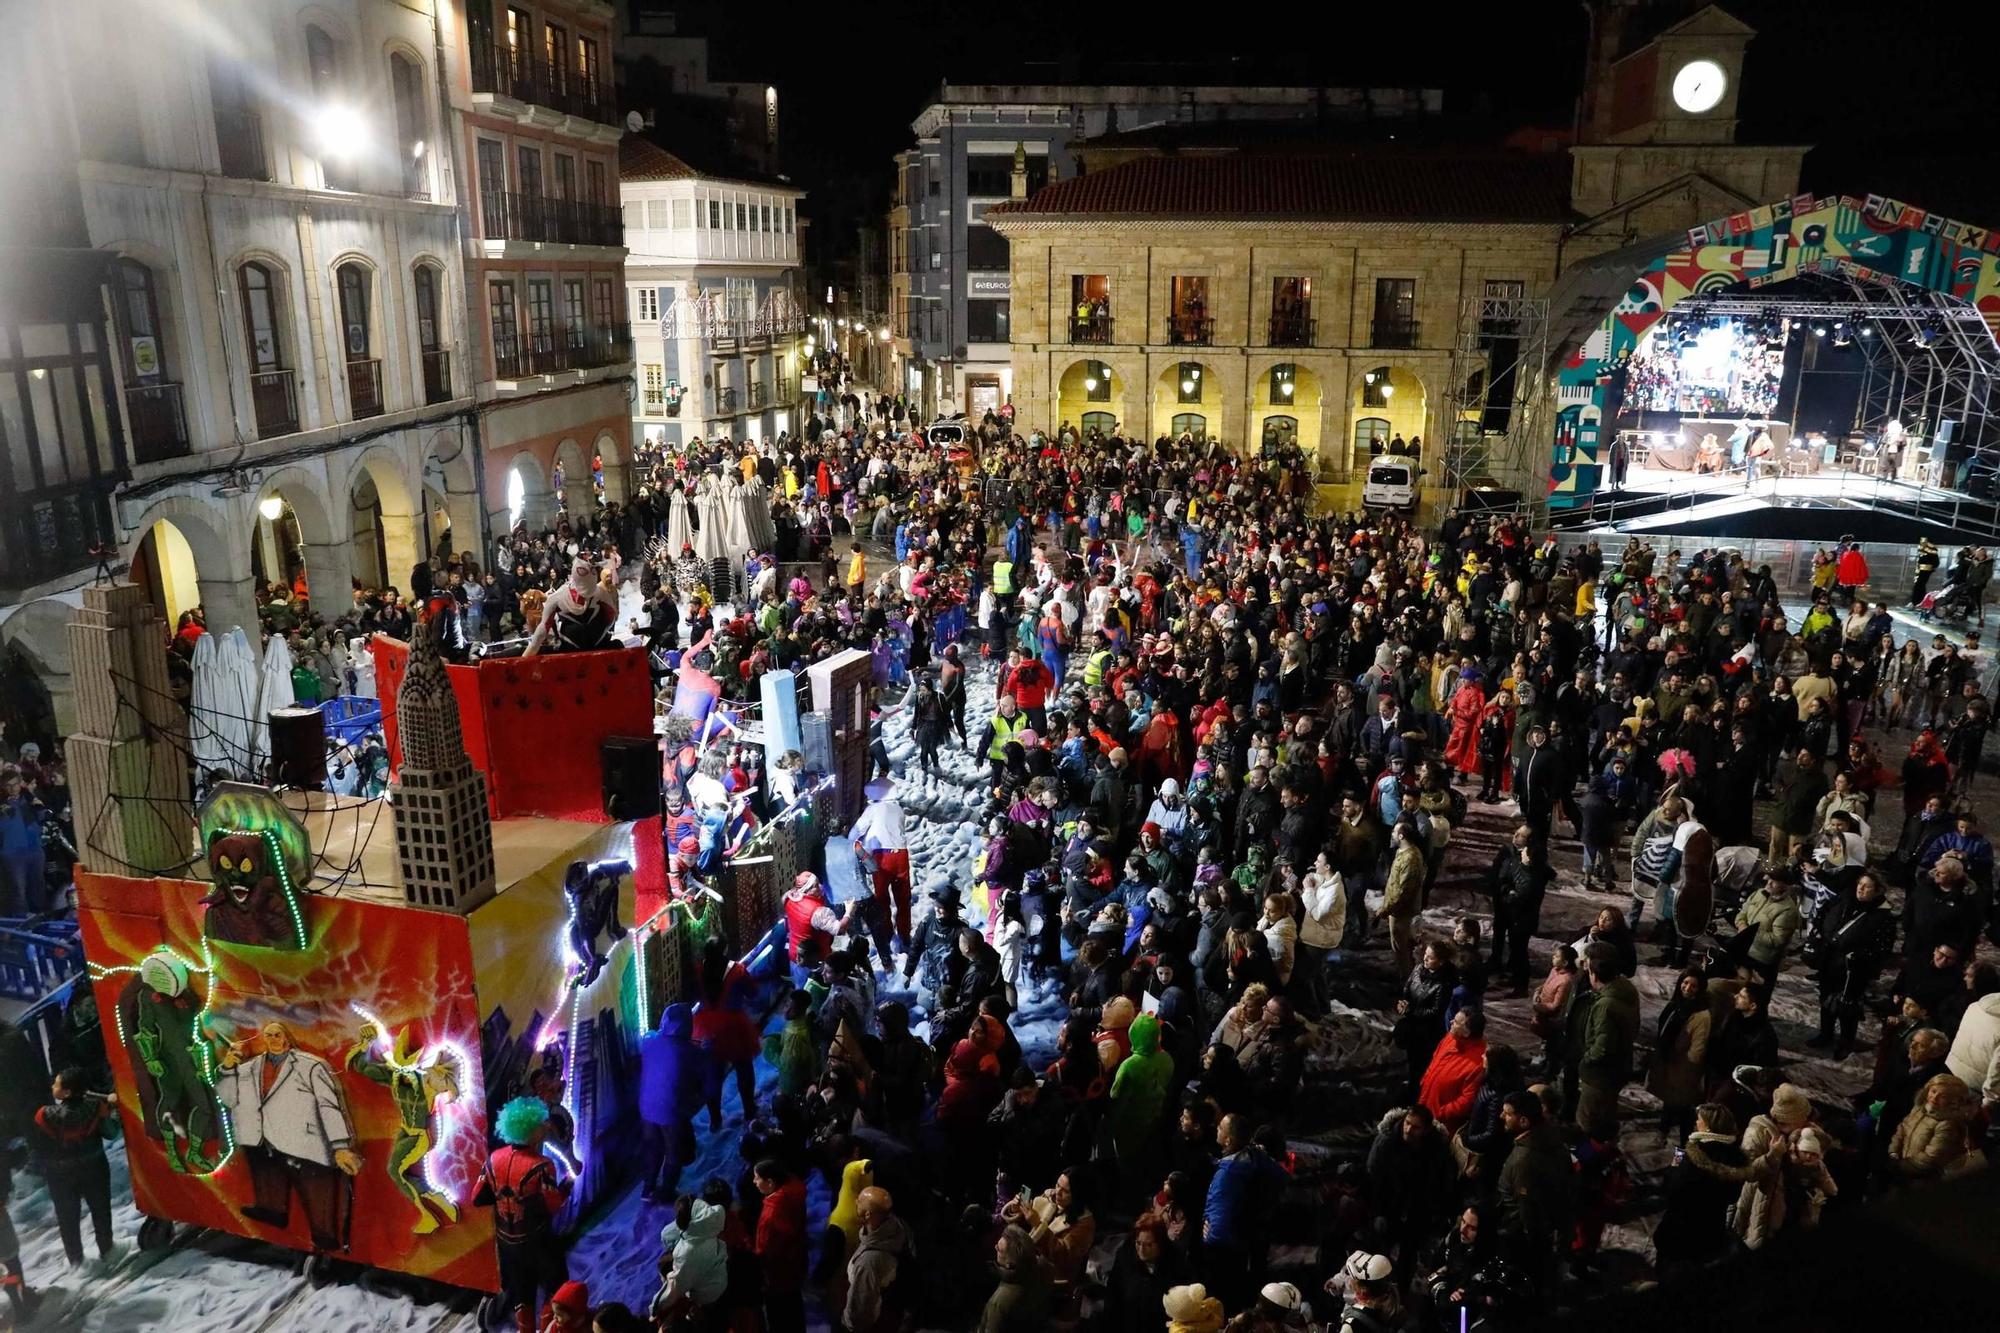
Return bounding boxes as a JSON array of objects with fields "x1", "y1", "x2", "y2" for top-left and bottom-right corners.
[
  {"x1": 66, "y1": 582, "x2": 190, "y2": 875},
  {"x1": 389, "y1": 623, "x2": 495, "y2": 911},
  {"x1": 806, "y1": 648, "x2": 873, "y2": 827}
]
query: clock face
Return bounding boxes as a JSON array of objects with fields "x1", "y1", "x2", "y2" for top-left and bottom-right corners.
[{"x1": 1672, "y1": 59, "x2": 1728, "y2": 114}]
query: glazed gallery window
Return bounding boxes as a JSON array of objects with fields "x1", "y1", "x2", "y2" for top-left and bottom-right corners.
[
  {"x1": 635, "y1": 288, "x2": 659, "y2": 323},
  {"x1": 237, "y1": 263, "x2": 285, "y2": 371},
  {"x1": 117, "y1": 260, "x2": 169, "y2": 382},
  {"x1": 642, "y1": 363, "x2": 664, "y2": 410}
]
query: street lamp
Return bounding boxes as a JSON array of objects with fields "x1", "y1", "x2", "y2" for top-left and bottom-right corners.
[
  {"x1": 1379, "y1": 384, "x2": 1394, "y2": 400},
  {"x1": 259, "y1": 495, "x2": 285, "y2": 521},
  {"x1": 878, "y1": 327, "x2": 891, "y2": 342},
  {"x1": 316, "y1": 104, "x2": 366, "y2": 157}
]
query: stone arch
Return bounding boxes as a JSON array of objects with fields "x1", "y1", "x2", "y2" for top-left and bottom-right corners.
[
  {"x1": 552, "y1": 436, "x2": 592, "y2": 512},
  {"x1": 419, "y1": 427, "x2": 481, "y2": 563},
  {"x1": 501, "y1": 449, "x2": 555, "y2": 534},
  {"x1": 1154, "y1": 360, "x2": 1220, "y2": 443},
  {"x1": 1056, "y1": 357, "x2": 1127, "y2": 438},
  {"x1": 123, "y1": 498, "x2": 258, "y2": 643},
  {"x1": 593, "y1": 429, "x2": 629, "y2": 505},
  {"x1": 1347, "y1": 363, "x2": 1428, "y2": 473},
  {"x1": 1248, "y1": 358, "x2": 1325, "y2": 458},
  {"x1": 347, "y1": 443, "x2": 422, "y2": 593},
  {"x1": 254, "y1": 466, "x2": 344, "y2": 610}
]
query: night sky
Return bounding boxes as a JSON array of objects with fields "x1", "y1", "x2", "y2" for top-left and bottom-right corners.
[{"x1": 672, "y1": 0, "x2": 1999, "y2": 251}]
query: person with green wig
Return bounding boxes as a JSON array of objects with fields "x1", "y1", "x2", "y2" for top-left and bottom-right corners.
[{"x1": 474, "y1": 1094, "x2": 573, "y2": 1333}]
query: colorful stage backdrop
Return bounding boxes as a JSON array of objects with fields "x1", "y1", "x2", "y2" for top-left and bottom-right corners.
[{"x1": 1550, "y1": 192, "x2": 2000, "y2": 507}]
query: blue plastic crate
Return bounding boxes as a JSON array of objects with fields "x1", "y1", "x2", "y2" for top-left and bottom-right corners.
[{"x1": 320, "y1": 694, "x2": 384, "y2": 749}]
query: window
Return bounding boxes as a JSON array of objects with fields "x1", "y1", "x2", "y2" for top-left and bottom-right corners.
[
  {"x1": 672, "y1": 199, "x2": 692, "y2": 230},
  {"x1": 477, "y1": 138, "x2": 507, "y2": 235},
  {"x1": 489, "y1": 280, "x2": 519, "y2": 372},
  {"x1": 784, "y1": 206, "x2": 794, "y2": 233},
  {"x1": 1170, "y1": 413, "x2": 1207, "y2": 441},
  {"x1": 516, "y1": 145, "x2": 542, "y2": 198},
  {"x1": 1271, "y1": 276, "x2": 1312, "y2": 346},
  {"x1": 414, "y1": 264, "x2": 445, "y2": 399},
  {"x1": 735, "y1": 202, "x2": 746, "y2": 231},
  {"x1": 305, "y1": 26, "x2": 353, "y2": 190},
  {"x1": 526, "y1": 280, "x2": 553, "y2": 339},
  {"x1": 336, "y1": 263, "x2": 370, "y2": 360},
  {"x1": 965, "y1": 299, "x2": 1009, "y2": 343},
  {"x1": 585, "y1": 160, "x2": 606, "y2": 207},
  {"x1": 117, "y1": 260, "x2": 168, "y2": 383},
  {"x1": 1169, "y1": 277, "x2": 1210, "y2": 344},
  {"x1": 1262, "y1": 415, "x2": 1298, "y2": 449},
  {"x1": 645, "y1": 199, "x2": 669, "y2": 231},
  {"x1": 1081, "y1": 360, "x2": 1110, "y2": 403},
  {"x1": 505, "y1": 7, "x2": 530, "y2": 58},
  {"x1": 1372, "y1": 278, "x2": 1418, "y2": 347},
  {"x1": 592, "y1": 278, "x2": 614, "y2": 334},
  {"x1": 238, "y1": 263, "x2": 284, "y2": 371},
  {"x1": 543, "y1": 22, "x2": 567, "y2": 98},
  {"x1": 1353, "y1": 416, "x2": 1391, "y2": 465},
  {"x1": 390, "y1": 54, "x2": 427, "y2": 197},
  {"x1": 1070, "y1": 274, "x2": 1110, "y2": 341},
  {"x1": 576, "y1": 35, "x2": 600, "y2": 101},
  {"x1": 965, "y1": 153, "x2": 1047, "y2": 198},
  {"x1": 563, "y1": 278, "x2": 585, "y2": 341},
  {"x1": 1176, "y1": 361, "x2": 1204, "y2": 405},
  {"x1": 553, "y1": 154, "x2": 576, "y2": 203},
  {"x1": 965, "y1": 225, "x2": 1008, "y2": 271},
  {"x1": 725, "y1": 278, "x2": 755, "y2": 327},
  {"x1": 209, "y1": 55, "x2": 266, "y2": 180},
  {"x1": 707, "y1": 199, "x2": 719, "y2": 229},
  {"x1": 636, "y1": 288, "x2": 659, "y2": 322},
  {"x1": 1081, "y1": 411, "x2": 1116, "y2": 437},
  {"x1": 642, "y1": 363, "x2": 665, "y2": 411}
]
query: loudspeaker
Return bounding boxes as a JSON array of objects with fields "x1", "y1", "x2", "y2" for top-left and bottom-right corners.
[
  {"x1": 268, "y1": 707, "x2": 327, "y2": 790},
  {"x1": 601, "y1": 736, "x2": 662, "y2": 820}
]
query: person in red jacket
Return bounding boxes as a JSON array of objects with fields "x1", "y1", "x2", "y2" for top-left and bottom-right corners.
[
  {"x1": 692, "y1": 938, "x2": 760, "y2": 1128},
  {"x1": 1417, "y1": 1007, "x2": 1489, "y2": 1137},
  {"x1": 998, "y1": 649, "x2": 1053, "y2": 733},
  {"x1": 751, "y1": 1158, "x2": 808, "y2": 1333}
]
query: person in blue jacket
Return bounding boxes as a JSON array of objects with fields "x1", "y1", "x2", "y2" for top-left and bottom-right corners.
[
  {"x1": 0, "y1": 768, "x2": 46, "y2": 917},
  {"x1": 1201, "y1": 1112, "x2": 1287, "y2": 1309},
  {"x1": 638, "y1": 1003, "x2": 712, "y2": 1203}
]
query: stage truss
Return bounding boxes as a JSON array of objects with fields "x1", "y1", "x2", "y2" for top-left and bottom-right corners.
[{"x1": 1443, "y1": 289, "x2": 1551, "y2": 507}]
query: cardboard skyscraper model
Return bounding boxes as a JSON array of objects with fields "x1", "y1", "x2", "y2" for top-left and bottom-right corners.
[{"x1": 390, "y1": 618, "x2": 495, "y2": 912}]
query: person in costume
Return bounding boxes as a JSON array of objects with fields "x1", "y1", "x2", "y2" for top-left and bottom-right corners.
[
  {"x1": 127, "y1": 952, "x2": 219, "y2": 1174},
  {"x1": 524, "y1": 556, "x2": 618, "y2": 656},
  {"x1": 474, "y1": 1096, "x2": 573, "y2": 1333},
  {"x1": 345, "y1": 1022, "x2": 463, "y2": 1234}
]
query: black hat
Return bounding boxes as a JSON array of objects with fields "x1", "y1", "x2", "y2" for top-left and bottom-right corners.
[{"x1": 930, "y1": 882, "x2": 963, "y2": 908}]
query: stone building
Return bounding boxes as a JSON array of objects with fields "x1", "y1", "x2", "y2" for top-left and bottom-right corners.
[{"x1": 982, "y1": 2, "x2": 1806, "y2": 511}]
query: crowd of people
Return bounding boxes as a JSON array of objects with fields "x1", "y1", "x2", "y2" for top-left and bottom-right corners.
[{"x1": 11, "y1": 372, "x2": 2000, "y2": 1331}]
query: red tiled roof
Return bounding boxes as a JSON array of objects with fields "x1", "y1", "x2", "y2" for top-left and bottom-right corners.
[
  {"x1": 988, "y1": 152, "x2": 1575, "y2": 223},
  {"x1": 619, "y1": 136, "x2": 698, "y2": 182}
]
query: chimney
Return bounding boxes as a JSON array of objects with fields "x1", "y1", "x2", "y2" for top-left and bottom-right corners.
[{"x1": 1010, "y1": 141, "x2": 1028, "y2": 200}]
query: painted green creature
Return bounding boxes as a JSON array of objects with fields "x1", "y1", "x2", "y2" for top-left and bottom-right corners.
[
  {"x1": 129, "y1": 954, "x2": 219, "y2": 1174},
  {"x1": 346, "y1": 1023, "x2": 463, "y2": 1234}
]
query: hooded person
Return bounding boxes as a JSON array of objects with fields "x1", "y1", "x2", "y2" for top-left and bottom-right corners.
[
  {"x1": 524, "y1": 556, "x2": 618, "y2": 656},
  {"x1": 978, "y1": 1224, "x2": 1054, "y2": 1333},
  {"x1": 637, "y1": 1003, "x2": 711, "y2": 1202},
  {"x1": 652, "y1": 1197, "x2": 728, "y2": 1320},
  {"x1": 1732, "y1": 1081, "x2": 1814, "y2": 1248},
  {"x1": 1109, "y1": 1012, "x2": 1175, "y2": 1169}
]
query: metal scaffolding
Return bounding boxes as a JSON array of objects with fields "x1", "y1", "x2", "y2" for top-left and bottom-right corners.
[{"x1": 1443, "y1": 288, "x2": 1551, "y2": 505}]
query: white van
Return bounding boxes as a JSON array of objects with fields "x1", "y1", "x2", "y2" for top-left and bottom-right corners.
[{"x1": 1362, "y1": 459, "x2": 1422, "y2": 511}]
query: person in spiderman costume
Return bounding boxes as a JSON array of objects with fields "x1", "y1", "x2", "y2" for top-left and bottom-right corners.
[
  {"x1": 662, "y1": 787, "x2": 701, "y2": 897},
  {"x1": 474, "y1": 1096, "x2": 574, "y2": 1333}
]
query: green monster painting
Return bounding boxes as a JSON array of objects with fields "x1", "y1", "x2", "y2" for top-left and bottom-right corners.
[
  {"x1": 128, "y1": 954, "x2": 219, "y2": 1174},
  {"x1": 345, "y1": 1023, "x2": 463, "y2": 1234}
]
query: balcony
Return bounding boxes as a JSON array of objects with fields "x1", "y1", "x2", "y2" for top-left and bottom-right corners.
[
  {"x1": 748, "y1": 381, "x2": 770, "y2": 410},
  {"x1": 1268, "y1": 313, "x2": 1316, "y2": 348},
  {"x1": 345, "y1": 358, "x2": 384, "y2": 419},
  {"x1": 493, "y1": 334, "x2": 524, "y2": 379},
  {"x1": 713, "y1": 386, "x2": 739, "y2": 416},
  {"x1": 215, "y1": 105, "x2": 268, "y2": 181},
  {"x1": 0, "y1": 481, "x2": 115, "y2": 597},
  {"x1": 775, "y1": 377, "x2": 796, "y2": 403},
  {"x1": 1166, "y1": 316, "x2": 1214, "y2": 347},
  {"x1": 124, "y1": 383, "x2": 188, "y2": 465},
  {"x1": 469, "y1": 38, "x2": 619, "y2": 127},
  {"x1": 422, "y1": 348, "x2": 451, "y2": 404},
  {"x1": 1371, "y1": 317, "x2": 1421, "y2": 349},
  {"x1": 526, "y1": 329, "x2": 567, "y2": 375},
  {"x1": 480, "y1": 192, "x2": 623, "y2": 248},
  {"x1": 249, "y1": 368, "x2": 297, "y2": 438},
  {"x1": 1069, "y1": 315, "x2": 1114, "y2": 345},
  {"x1": 578, "y1": 322, "x2": 630, "y2": 368}
]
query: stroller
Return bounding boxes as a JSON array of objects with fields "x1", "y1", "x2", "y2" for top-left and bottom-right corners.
[{"x1": 1921, "y1": 570, "x2": 1975, "y2": 624}]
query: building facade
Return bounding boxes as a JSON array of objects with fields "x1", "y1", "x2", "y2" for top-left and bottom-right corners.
[
  {"x1": 620, "y1": 139, "x2": 806, "y2": 454},
  {"x1": 888, "y1": 85, "x2": 1434, "y2": 420},
  {"x1": 986, "y1": 5, "x2": 1805, "y2": 509},
  {"x1": 0, "y1": 0, "x2": 632, "y2": 731}
]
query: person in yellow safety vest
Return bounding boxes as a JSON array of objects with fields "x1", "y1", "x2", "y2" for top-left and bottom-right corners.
[
  {"x1": 978, "y1": 695, "x2": 1030, "y2": 783},
  {"x1": 1083, "y1": 633, "x2": 1115, "y2": 689},
  {"x1": 991, "y1": 558, "x2": 1015, "y2": 598}
]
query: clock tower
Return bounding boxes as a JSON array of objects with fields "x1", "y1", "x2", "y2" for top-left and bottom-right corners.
[{"x1": 1566, "y1": 3, "x2": 1808, "y2": 257}]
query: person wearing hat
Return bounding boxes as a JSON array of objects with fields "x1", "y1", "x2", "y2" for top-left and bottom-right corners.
[
  {"x1": 538, "y1": 1278, "x2": 594, "y2": 1332},
  {"x1": 902, "y1": 883, "x2": 967, "y2": 1005},
  {"x1": 1331, "y1": 1252, "x2": 1408, "y2": 1332},
  {"x1": 852, "y1": 778, "x2": 912, "y2": 963},
  {"x1": 782, "y1": 872, "x2": 856, "y2": 981},
  {"x1": 1729, "y1": 864, "x2": 1802, "y2": 981}
]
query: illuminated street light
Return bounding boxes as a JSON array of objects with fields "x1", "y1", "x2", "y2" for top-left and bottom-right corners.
[
  {"x1": 1379, "y1": 384, "x2": 1394, "y2": 400},
  {"x1": 259, "y1": 496, "x2": 285, "y2": 521},
  {"x1": 316, "y1": 104, "x2": 366, "y2": 157}
]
